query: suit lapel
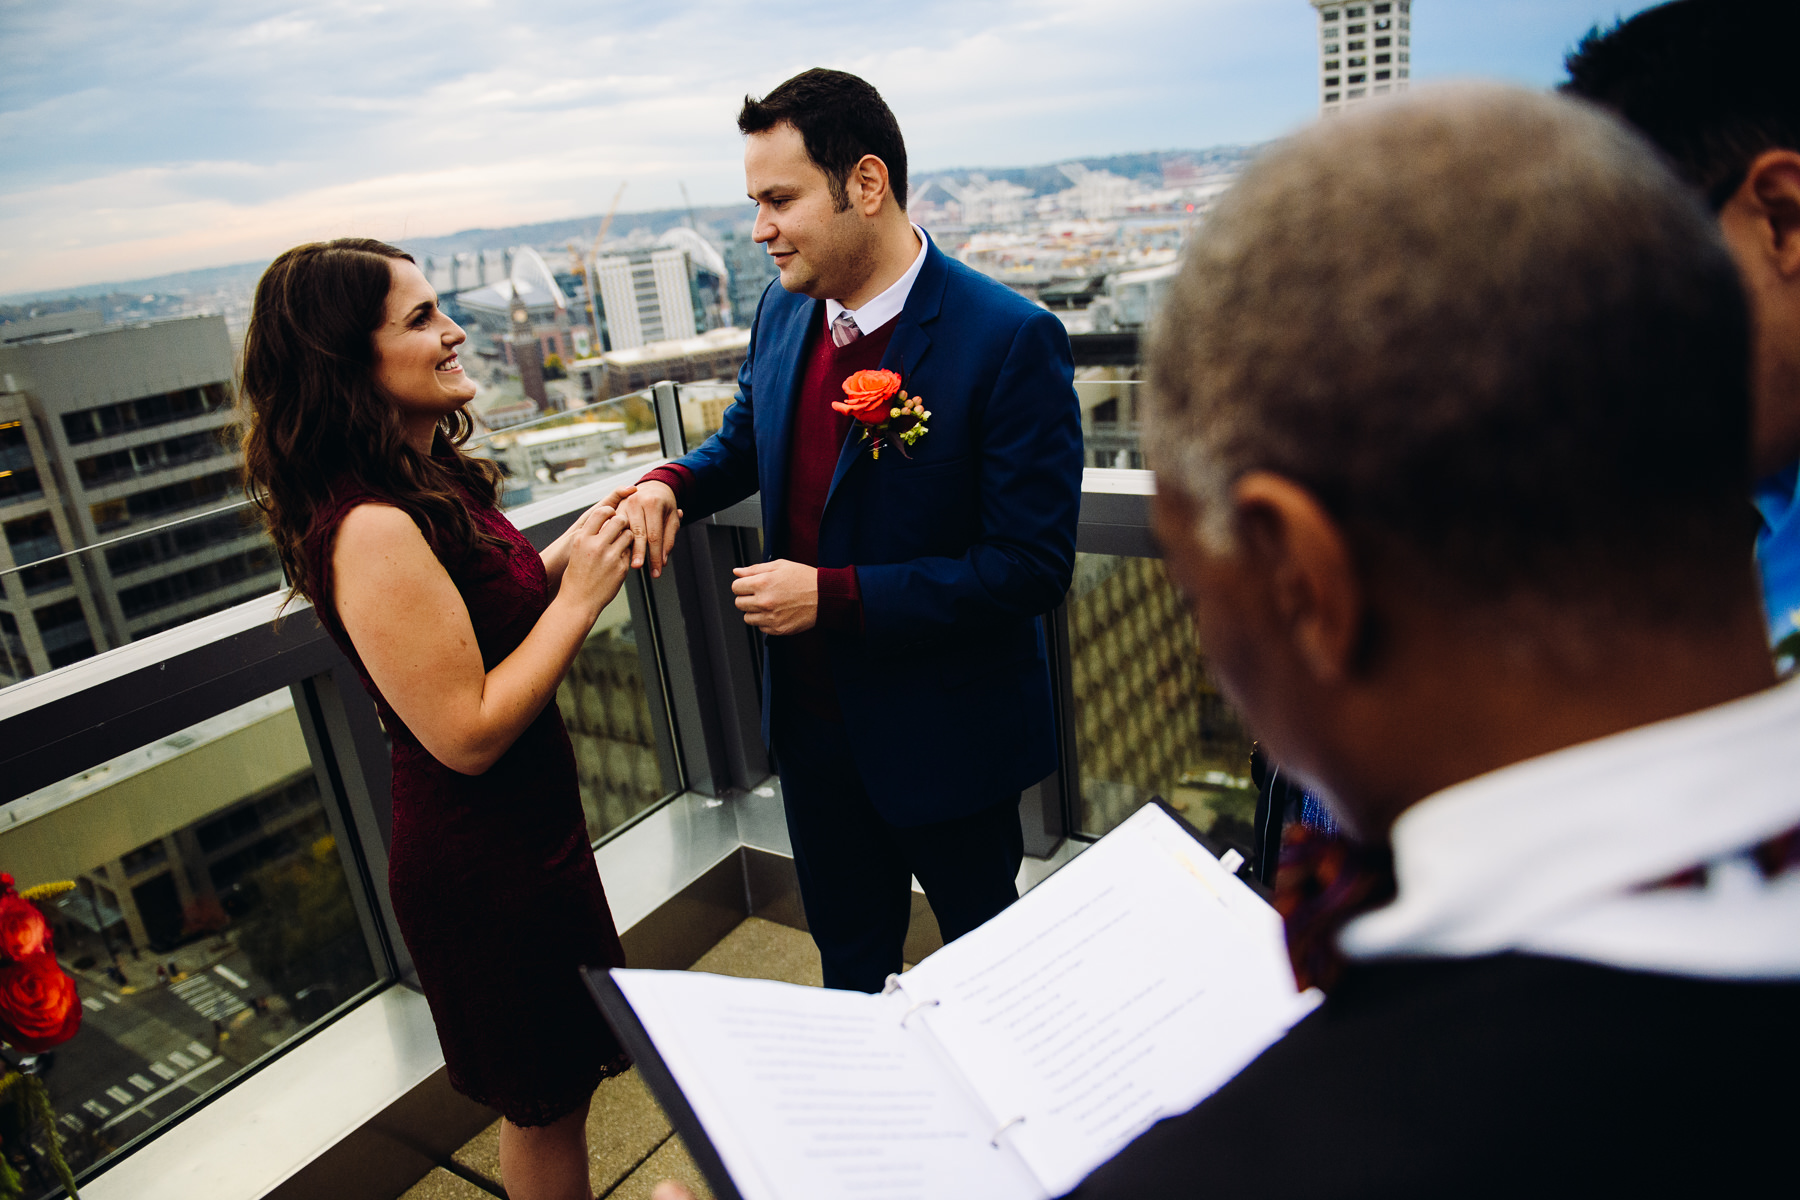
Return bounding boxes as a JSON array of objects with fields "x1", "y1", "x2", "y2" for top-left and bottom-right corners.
[
  {"x1": 758, "y1": 296, "x2": 822, "y2": 545},
  {"x1": 823, "y1": 236, "x2": 949, "y2": 508}
]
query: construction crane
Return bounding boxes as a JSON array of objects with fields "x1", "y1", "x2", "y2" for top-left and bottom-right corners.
[
  {"x1": 593, "y1": 181, "x2": 628, "y2": 256},
  {"x1": 678, "y1": 180, "x2": 699, "y2": 232}
]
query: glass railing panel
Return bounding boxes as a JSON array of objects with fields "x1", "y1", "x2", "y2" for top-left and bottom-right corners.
[
  {"x1": 677, "y1": 380, "x2": 738, "y2": 449},
  {"x1": 0, "y1": 690, "x2": 385, "y2": 1196},
  {"x1": 1067, "y1": 552, "x2": 1258, "y2": 859},
  {"x1": 465, "y1": 389, "x2": 664, "y2": 510},
  {"x1": 0, "y1": 502, "x2": 279, "y2": 688},
  {"x1": 555, "y1": 582, "x2": 677, "y2": 844},
  {"x1": 1073, "y1": 377, "x2": 1144, "y2": 470}
]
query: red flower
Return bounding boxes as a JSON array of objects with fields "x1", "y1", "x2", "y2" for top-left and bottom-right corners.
[
  {"x1": 0, "y1": 893, "x2": 50, "y2": 963},
  {"x1": 834, "y1": 369, "x2": 903, "y2": 425},
  {"x1": 0, "y1": 955, "x2": 82, "y2": 1053}
]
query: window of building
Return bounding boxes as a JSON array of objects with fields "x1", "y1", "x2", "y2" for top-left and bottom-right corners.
[
  {"x1": 1349, "y1": 55, "x2": 1367, "y2": 66},
  {"x1": 75, "y1": 430, "x2": 227, "y2": 489},
  {"x1": 1325, "y1": 76, "x2": 1341, "y2": 86},
  {"x1": 18, "y1": 558, "x2": 70, "y2": 595},
  {"x1": 1324, "y1": 41, "x2": 1339, "y2": 52},
  {"x1": 1375, "y1": 18, "x2": 1392, "y2": 30},
  {"x1": 1373, "y1": 1, "x2": 1391, "y2": 9},
  {"x1": 60, "y1": 383, "x2": 231, "y2": 446},
  {"x1": 1349, "y1": 74, "x2": 1367, "y2": 84},
  {"x1": 1376, "y1": 69, "x2": 1392, "y2": 79},
  {"x1": 0, "y1": 465, "x2": 41, "y2": 504},
  {"x1": 1348, "y1": 24, "x2": 1366, "y2": 35},
  {"x1": 117, "y1": 545, "x2": 279, "y2": 620},
  {"x1": 1376, "y1": 53, "x2": 1391, "y2": 63},
  {"x1": 5, "y1": 512, "x2": 60, "y2": 564},
  {"x1": 33, "y1": 597, "x2": 94, "y2": 667},
  {"x1": 0, "y1": 420, "x2": 30, "y2": 470},
  {"x1": 1399, "y1": 68, "x2": 1410, "y2": 78},
  {"x1": 89, "y1": 467, "x2": 239, "y2": 532},
  {"x1": 1325, "y1": 92, "x2": 1341, "y2": 102},
  {"x1": 1349, "y1": 86, "x2": 1367, "y2": 97},
  {"x1": 1375, "y1": 35, "x2": 1391, "y2": 46},
  {"x1": 1326, "y1": 58, "x2": 1341, "y2": 69},
  {"x1": 104, "y1": 508, "x2": 263, "y2": 576},
  {"x1": 1321, "y1": 8, "x2": 1339, "y2": 18},
  {"x1": 1346, "y1": 5, "x2": 1365, "y2": 14}
]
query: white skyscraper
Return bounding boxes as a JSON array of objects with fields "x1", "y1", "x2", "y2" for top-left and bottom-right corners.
[{"x1": 1312, "y1": 1, "x2": 1412, "y2": 115}]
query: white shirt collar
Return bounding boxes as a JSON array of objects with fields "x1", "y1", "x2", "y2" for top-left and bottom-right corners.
[
  {"x1": 824, "y1": 224, "x2": 929, "y2": 337},
  {"x1": 1338, "y1": 675, "x2": 1800, "y2": 978}
]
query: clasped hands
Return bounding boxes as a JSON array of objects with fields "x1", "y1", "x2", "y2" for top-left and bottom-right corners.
[{"x1": 615, "y1": 480, "x2": 818, "y2": 635}]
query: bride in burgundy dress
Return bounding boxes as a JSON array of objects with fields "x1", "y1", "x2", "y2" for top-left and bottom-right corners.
[{"x1": 240, "y1": 237, "x2": 635, "y2": 1200}]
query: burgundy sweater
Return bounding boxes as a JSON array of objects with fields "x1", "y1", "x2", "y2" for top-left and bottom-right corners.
[{"x1": 640, "y1": 315, "x2": 895, "y2": 718}]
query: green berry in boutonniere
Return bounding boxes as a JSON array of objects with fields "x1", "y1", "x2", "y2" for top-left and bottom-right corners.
[{"x1": 832, "y1": 369, "x2": 931, "y2": 461}]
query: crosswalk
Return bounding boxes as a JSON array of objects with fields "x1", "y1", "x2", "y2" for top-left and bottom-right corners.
[
  {"x1": 169, "y1": 970, "x2": 249, "y2": 1022},
  {"x1": 64, "y1": 964, "x2": 255, "y2": 1136},
  {"x1": 71, "y1": 1041, "x2": 222, "y2": 1132}
]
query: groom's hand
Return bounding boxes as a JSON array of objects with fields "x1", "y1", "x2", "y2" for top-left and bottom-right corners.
[
  {"x1": 617, "y1": 481, "x2": 682, "y2": 579},
  {"x1": 731, "y1": 560, "x2": 818, "y2": 634}
]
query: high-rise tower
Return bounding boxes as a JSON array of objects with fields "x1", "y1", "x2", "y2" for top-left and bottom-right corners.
[{"x1": 1312, "y1": 1, "x2": 1412, "y2": 115}]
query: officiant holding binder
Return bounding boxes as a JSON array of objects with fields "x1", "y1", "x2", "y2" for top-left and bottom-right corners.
[{"x1": 617, "y1": 69, "x2": 1083, "y2": 994}]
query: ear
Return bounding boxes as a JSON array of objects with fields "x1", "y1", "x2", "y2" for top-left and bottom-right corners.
[
  {"x1": 1231, "y1": 472, "x2": 1364, "y2": 684},
  {"x1": 847, "y1": 154, "x2": 891, "y2": 217},
  {"x1": 1728, "y1": 149, "x2": 1800, "y2": 278}
]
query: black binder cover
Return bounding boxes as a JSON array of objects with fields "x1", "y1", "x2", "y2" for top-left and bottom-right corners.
[{"x1": 583, "y1": 965, "x2": 748, "y2": 1200}]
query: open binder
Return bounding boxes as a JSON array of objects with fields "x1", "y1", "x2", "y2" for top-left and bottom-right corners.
[{"x1": 583, "y1": 804, "x2": 1318, "y2": 1200}]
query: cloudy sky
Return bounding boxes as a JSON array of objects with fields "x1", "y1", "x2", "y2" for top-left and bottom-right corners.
[{"x1": 1, "y1": 0, "x2": 1658, "y2": 296}]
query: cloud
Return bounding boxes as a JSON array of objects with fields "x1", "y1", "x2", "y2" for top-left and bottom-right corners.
[{"x1": 0, "y1": 0, "x2": 1658, "y2": 295}]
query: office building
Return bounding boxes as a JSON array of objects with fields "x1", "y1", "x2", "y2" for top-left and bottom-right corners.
[
  {"x1": 719, "y1": 229, "x2": 779, "y2": 327},
  {"x1": 592, "y1": 228, "x2": 729, "y2": 352},
  {"x1": 569, "y1": 326, "x2": 751, "y2": 403},
  {"x1": 1313, "y1": 0, "x2": 1412, "y2": 114},
  {"x1": 0, "y1": 312, "x2": 275, "y2": 684}
]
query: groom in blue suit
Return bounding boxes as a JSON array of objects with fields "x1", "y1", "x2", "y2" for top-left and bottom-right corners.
[{"x1": 621, "y1": 68, "x2": 1083, "y2": 992}]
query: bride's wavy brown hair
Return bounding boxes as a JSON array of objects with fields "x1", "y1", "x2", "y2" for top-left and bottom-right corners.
[{"x1": 239, "y1": 237, "x2": 503, "y2": 610}]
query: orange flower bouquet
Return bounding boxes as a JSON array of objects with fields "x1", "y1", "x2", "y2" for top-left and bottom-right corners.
[
  {"x1": 0, "y1": 873, "x2": 83, "y2": 1199},
  {"x1": 833, "y1": 369, "x2": 931, "y2": 461}
]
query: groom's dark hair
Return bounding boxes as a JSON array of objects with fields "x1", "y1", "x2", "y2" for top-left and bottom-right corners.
[{"x1": 739, "y1": 69, "x2": 909, "y2": 211}]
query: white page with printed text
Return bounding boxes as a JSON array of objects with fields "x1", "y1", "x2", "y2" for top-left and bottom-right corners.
[
  {"x1": 611, "y1": 970, "x2": 1047, "y2": 1200},
  {"x1": 894, "y1": 805, "x2": 1318, "y2": 1196}
]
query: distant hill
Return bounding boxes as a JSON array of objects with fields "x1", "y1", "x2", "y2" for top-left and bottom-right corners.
[
  {"x1": 914, "y1": 146, "x2": 1257, "y2": 198},
  {"x1": 2, "y1": 145, "x2": 1257, "y2": 309}
]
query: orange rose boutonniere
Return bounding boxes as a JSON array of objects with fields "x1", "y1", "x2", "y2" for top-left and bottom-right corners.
[{"x1": 832, "y1": 369, "x2": 931, "y2": 461}]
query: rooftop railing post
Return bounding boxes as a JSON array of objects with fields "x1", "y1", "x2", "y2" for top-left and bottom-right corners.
[
  {"x1": 646, "y1": 547, "x2": 730, "y2": 798},
  {"x1": 683, "y1": 518, "x2": 770, "y2": 792},
  {"x1": 651, "y1": 380, "x2": 685, "y2": 458},
  {"x1": 623, "y1": 567, "x2": 687, "y2": 802},
  {"x1": 291, "y1": 667, "x2": 412, "y2": 985}
]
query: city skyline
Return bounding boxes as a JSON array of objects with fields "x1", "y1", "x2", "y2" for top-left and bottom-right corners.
[{"x1": 3, "y1": 0, "x2": 1660, "y2": 297}]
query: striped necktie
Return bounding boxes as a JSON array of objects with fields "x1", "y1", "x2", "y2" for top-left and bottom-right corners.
[{"x1": 831, "y1": 311, "x2": 861, "y2": 348}]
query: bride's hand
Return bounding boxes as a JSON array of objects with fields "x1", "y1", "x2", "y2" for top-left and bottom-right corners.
[{"x1": 561, "y1": 511, "x2": 634, "y2": 619}]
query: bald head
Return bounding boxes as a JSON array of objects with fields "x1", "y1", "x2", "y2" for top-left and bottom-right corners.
[{"x1": 1147, "y1": 85, "x2": 1754, "y2": 631}]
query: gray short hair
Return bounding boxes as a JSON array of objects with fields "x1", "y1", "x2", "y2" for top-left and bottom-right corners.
[{"x1": 1146, "y1": 84, "x2": 1752, "y2": 621}]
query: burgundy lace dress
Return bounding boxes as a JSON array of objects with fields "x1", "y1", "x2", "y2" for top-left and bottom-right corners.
[{"x1": 307, "y1": 483, "x2": 629, "y2": 1127}]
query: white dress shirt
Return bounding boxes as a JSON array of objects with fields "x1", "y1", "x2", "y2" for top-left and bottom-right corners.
[
  {"x1": 824, "y1": 224, "x2": 930, "y2": 338},
  {"x1": 1339, "y1": 674, "x2": 1800, "y2": 978}
]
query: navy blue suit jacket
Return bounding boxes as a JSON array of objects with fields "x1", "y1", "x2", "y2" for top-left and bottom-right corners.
[{"x1": 670, "y1": 234, "x2": 1084, "y2": 826}]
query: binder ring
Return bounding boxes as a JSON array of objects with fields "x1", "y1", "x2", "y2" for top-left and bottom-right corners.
[
  {"x1": 991, "y1": 1114, "x2": 1026, "y2": 1147},
  {"x1": 898, "y1": 997, "x2": 940, "y2": 1027}
]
